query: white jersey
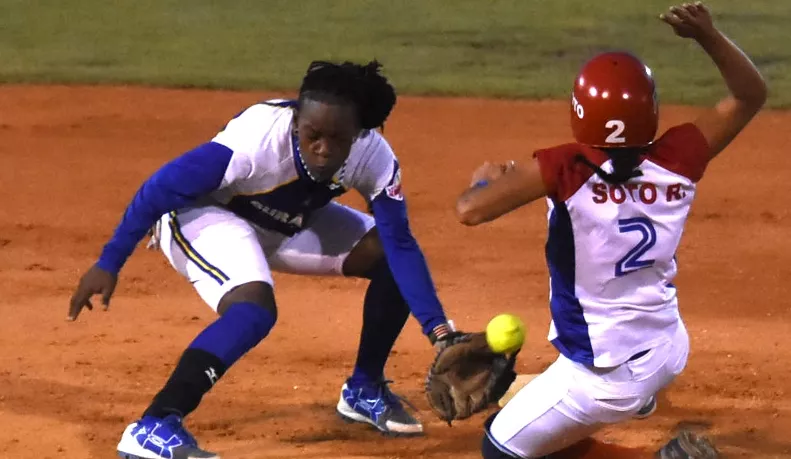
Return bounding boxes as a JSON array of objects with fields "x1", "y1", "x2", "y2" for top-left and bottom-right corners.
[
  {"x1": 534, "y1": 124, "x2": 711, "y2": 367},
  {"x1": 207, "y1": 100, "x2": 401, "y2": 235}
]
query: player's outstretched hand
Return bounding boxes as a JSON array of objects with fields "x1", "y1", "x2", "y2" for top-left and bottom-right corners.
[
  {"x1": 660, "y1": 2, "x2": 716, "y2": 40},
  {"x1": 68, "y1": 265, "x2": 118, "y2": 321},
  {"x1": 425, "y1": 332, "x2": 518, "y2": 425}
]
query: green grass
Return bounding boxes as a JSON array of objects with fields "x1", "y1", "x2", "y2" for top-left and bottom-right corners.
[{"x1": 1, "y1": 0, "x2": 789, "y2": 106}]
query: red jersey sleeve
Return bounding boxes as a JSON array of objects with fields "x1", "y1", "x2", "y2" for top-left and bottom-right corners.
[
  {"x1": 648, "y1": 123, "x2": 711, "y2": 182},
  {"x1": 534, "y1": 144, "x2": 604, "y2": 201}
]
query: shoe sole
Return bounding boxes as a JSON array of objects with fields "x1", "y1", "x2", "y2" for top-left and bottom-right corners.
[
  {"x1": 117, "y1": 421, "x2": 220, "y2": 459},
  {"x1": 335, "y1": 401, "x2": 424, "y2": 438},
  {"x1": 634, "y1": 396, "x2": 657, "y2": 420},
  {"x1": 118, "y1": 452, "x2": 165, "y2": 459},
  {"x1": 118, "y1": 450, "x2": 220, "y2": 459},
  {"x1": 336, "y1": 410, "x2": 424, "y2": 437},
  {"x1": 118, "y1": 453, "x2": 145, "y2": 459}
]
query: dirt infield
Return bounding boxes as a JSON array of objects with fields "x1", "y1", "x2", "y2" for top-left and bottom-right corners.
[{"x1": 0, "y1": 85, "x2": 789, "y2": 459}]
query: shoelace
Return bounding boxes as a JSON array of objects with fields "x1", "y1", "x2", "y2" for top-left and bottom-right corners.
[{"x1": 162, "y1": 416, "x2": 198, "y2": 447}]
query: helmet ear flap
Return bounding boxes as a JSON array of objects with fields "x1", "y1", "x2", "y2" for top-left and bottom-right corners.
[{"x1": 570, "y1": 52, "x2": 659, "y2": 148}]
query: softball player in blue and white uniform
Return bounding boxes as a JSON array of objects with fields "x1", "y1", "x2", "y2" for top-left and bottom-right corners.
[{"x1": 69, "y1": 60, "x2": 457, "y2": 459}]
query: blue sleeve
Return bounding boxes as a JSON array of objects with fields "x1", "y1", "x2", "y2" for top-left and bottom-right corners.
[
  {"x1": 96, "y1": 142, "x2": 234, "y2": 274},
  {"x1": 370, "y1": 193, "x2": 448, "y2": 336}
]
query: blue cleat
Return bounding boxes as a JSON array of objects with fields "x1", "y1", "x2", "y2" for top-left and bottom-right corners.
[
  {"x1": 336, "y1": 378, "x2": 423, "y2": 436},
  {"x1": 116, "y1": 414, "x2": 219, "y2": 459}
]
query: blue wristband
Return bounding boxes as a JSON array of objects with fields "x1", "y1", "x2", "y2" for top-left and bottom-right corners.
[{"x1": 474, "y1": 180, "x2": 488, "y2": 188}]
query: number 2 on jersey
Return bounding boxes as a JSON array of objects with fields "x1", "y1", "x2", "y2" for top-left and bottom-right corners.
[{"x1": 615, "y1": 217, "x2": 656, "y2": 277}]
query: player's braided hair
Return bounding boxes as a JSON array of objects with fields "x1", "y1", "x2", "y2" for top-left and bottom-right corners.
[
  {"x1": 574, "y1": 149, "x2": 643, "y2": 185},
  {"x1": 298, "y1": 60, "x2": 396, "y2": 130}
]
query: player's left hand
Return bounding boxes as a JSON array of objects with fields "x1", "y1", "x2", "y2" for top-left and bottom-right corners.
[
  {"x1": 68, "y1": 264, "x2": 118, "y2": 321},
  {"x1": 425, "y1": 332, "x2": 518, "y2": 425},
  {"x1": 469, "y1": 161, "x2": 516, "y2": 187},
  {"x1": 660, "y1": 2, "x2": 716, "y2": 41}
]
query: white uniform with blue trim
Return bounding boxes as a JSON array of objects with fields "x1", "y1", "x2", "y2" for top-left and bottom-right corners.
[
  {"x1": 157, "y1": 101, "x2": 402, "y2": 310},
  {"x1": 488, "y1": 124, "x2": 712, "y2": 458}
]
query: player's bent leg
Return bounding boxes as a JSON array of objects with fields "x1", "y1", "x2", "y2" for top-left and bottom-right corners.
[
  {"x1": 119, "y1": 208, "x2": 277, "y2": 459},
  {"x1": 341, "y1": 227, "x2": 385, "y2": 279},
  {"x1": 217, "y1": 281, "x2": 277, "y2": 317},
  {"x1": 484, "y1": 406, "x2": 669, "y2": 459},
  {"x1": 487, "y1": 355, "x2": 604, "y2": 458},
  {"x1": 119, "y1": 282, "x2": 277, "y2": 459},
  {"x1": 483, "y1": 413, "x2": 636, "y2": 459},
  {"x1": 337, "y1": 257, "x2": 417, "y2": 435},
  {"x1": 343, "y1": 229, "x2": 409, "y2": 382},
  {"x1": 266, "y1": 204, "x2": 419, "y2": 435},
  {"x1": 337, "y1": 228, "x2": 418, "y2": 435},
  {"x1": 482, "y1": 413, "x2": 526, "y2": 459},
  {"x1": 488, "y1": 326, "x2": 691, "y2": 459}
]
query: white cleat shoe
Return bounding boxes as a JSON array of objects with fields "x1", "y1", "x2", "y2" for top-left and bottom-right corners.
[
  {"x1": 336, "y1": 379, "x2": 424, "y2": 436},
  {"x1": 116, "y1": 415, "x2": 219, "y2": 459}
]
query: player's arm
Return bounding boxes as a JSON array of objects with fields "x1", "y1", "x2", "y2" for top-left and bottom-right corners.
[
  {"x1": 661, "y1": 2, "x2": 767, "y2": 160},
  {"x1": 68, "y1": 142, "x2": 235, "y2": 321},
  {"x1": 456, "y1": 158, "x2": 547, "y2": 226},
  {"x1": 96, "y1": 143, "x2": 234, "y2": 274},
  {"x1": 69, "y1": 106, "x2": 262, "y2": 321},
  {"x1": 368, "y1": 166, "x2": 450, "y2": 338},
  {"x1": 355, "y1": 137, "x2": 450, "y2": 339},
  {"x1": 95, "y1": 106, "x2": 266, "y2": 275}
]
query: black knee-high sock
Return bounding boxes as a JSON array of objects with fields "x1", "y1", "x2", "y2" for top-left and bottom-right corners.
[
  {"x1": 143, "y1": 348, "x2": 227, "y2": 419},
  {"x1": 350, "y1": 260, "x2": 410, "y2": 385},
  {"x1": 143, "y1": 302, "x2": 276, "y2": 419}
]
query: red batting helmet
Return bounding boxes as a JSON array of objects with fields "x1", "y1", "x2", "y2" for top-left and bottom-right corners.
[{"x1": 570, "y1": 51, "x2": 658, "y2": 148}]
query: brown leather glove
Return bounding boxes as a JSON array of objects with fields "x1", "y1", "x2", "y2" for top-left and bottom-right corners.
[{"x1": 425, "y1": 332, "x2": 518, "y2": 425}]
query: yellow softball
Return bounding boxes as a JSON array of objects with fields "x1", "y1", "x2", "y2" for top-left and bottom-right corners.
[{"x1": 485, "y1": 313, "x2": 526, "y2": 354}]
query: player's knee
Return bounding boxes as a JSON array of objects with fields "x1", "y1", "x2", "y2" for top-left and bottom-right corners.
[
  {"x1": 482, "y1": 412, "x2": 523, "y2": 459},
  {"x1": 218, "y1": 281, "x2": 277, "y2": 320},
  {"x1": 343, "y1": 228, "x2": 384, "y2": 278}
]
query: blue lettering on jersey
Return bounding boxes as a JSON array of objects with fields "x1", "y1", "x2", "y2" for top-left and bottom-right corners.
[{"x1": 225, "y1": 178, "x2": 346, "y2": 236}]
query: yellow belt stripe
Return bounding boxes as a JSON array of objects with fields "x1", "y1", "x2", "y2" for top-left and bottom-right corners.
[{"x1": 168, "y1": 211, "x2": 230, "y2": 284}]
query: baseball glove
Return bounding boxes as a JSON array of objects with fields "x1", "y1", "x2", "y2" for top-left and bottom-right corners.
[{"x1": 425, "y1": 332, "x2": 518, "y2": 424}]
